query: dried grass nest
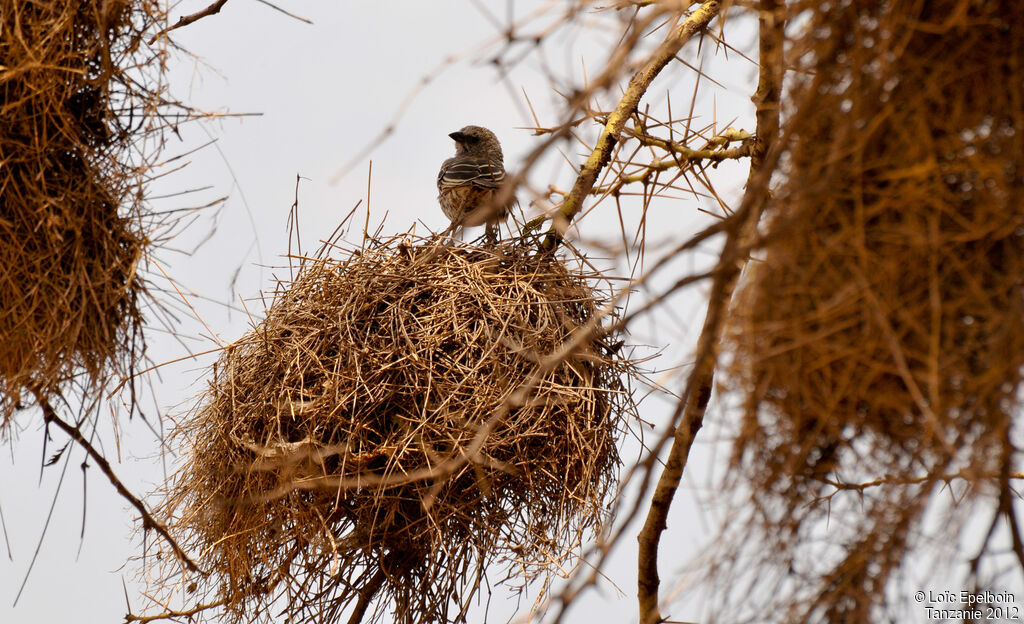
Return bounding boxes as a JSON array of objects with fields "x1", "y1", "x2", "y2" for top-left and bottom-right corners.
[
  {"x1": 717, "y1": 1, "x2": 1024, "y2": 621},
  {"x1": 163, "y1": 234, "x2": 636, "y2": 624},
  {"x1": 0, "y1": 0, "x2": 170, "y2": 422}
]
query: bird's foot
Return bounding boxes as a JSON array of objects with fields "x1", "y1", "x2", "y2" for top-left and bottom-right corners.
[{"x1": 484, "y1": 224, "x2": 500, "y2": 247}]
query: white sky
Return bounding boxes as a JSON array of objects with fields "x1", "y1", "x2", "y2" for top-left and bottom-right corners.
[{"x1": 0, "y1": 2, "x2": 761, "y2": 622}]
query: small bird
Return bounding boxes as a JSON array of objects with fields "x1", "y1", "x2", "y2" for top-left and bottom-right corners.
[{"x1": 437, "y1": 125, "x2": 513, "y2": 243}]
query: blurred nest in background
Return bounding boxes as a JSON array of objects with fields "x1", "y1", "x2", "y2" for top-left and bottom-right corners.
[
  {"x1": 0, "y1": 0, "x2": 176, "y2": 422},
  {"x1": 721, "y1": 0, "x2": 1024, "y2": 621},
  {"x1": 160, "y1": 234, "x2": 635, "y2": 624}
]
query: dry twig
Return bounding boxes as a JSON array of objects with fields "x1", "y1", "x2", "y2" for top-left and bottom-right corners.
[
  {"x1": 541, "y1": 1, "x2": 722, "y2": 249},
  {"x1": 636, "y1": 2, "x2": 783, "y2": 622},
  {"x1": 31, "y1": 390, "x2": 200, "y2": 572},
  {"x1": 148, "y1": 0, "x2": 229, "y2": 44}
]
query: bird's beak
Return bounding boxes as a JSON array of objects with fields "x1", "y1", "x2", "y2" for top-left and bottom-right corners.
[{"x1": 448, "y1": 131, "x2": 468, "y2": 142}]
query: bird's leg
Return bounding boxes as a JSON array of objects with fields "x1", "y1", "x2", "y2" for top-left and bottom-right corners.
[
  {"x1": 484, "y1": 222, "x2": 499, "y2": 246},
  {"x1": 440, "y1": 223, "x2": 460, "y2": 246}
]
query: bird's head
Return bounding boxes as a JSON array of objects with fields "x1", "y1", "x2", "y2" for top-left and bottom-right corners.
[{"x1": 449, "y1": 125, "x2": 503, "y2": 160}]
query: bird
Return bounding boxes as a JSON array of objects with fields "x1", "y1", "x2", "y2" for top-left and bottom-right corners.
[{"x1": 437, "y1": 125, "x2": 514, "y2": 243}]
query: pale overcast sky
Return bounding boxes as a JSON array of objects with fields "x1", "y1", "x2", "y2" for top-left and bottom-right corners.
[{"x1": 0, "y1": 2, "x2": 757, "y2": 622}]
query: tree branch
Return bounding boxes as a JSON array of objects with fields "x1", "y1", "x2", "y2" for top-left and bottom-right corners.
[
  {"x1": 148, "y1": 0, "x2": 229, "y2": 44},
  {"x1": 125, "y1": 597, "x2": 228, "y2": 623},
  {"x1": 821, "y1": 470, "x2": 1024, "y2": 493},
  {"x1": 583, "y1": 125, "x2": 754, "y2": 196},
  {"x1": 540, "y1": 1, "x2": 722, "y2": 250},
  {"x1": 30, "y1": 390, "x2": 201, "y2": 573},
  {"x1": 346, "y1": 567, "x2": 388, "y2": 624},
  {"x1": 625, "y1": 125, "x2": 751, "y2": 155},
  {"x1": 636, "y1": 2, "x2": 783, "y2": 622}
]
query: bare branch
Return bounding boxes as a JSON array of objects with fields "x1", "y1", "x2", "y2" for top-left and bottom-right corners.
[
  {"x1": 592, "y1": 127, "x2": 753, "y2": 196},
  {"x1": 541, "y1": 1, "x2": 723, "y2": 250},
  {"x1": 346, "y1": 568, "x2": 387, "y2": 624},
  {"x1": 252, "y1": 0, "x2": 313, "y2": 24},
  {"x1": 822, "y1": 471, "x2": 1024, "y2": 493},
  {"x1": 125, "y1": 597, "x2": 228, "y2": 623},
  {"x1": 30, "y1": 390, "x2": 201, "y2": 573},
  {"x1": 636, "y1": 2, "x2": 783, "y2": 622},
  {"x1": 148, "y1": 0, "x2": 229, "y2": 45}
]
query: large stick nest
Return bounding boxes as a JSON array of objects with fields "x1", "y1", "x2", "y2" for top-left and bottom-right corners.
[
  {"x1": 0, "y1": 0, "x2": 175, "y2": 422},
  {"x1": 720, "y1": 1, "x2": 1024, "y2": 621},
  {"x1": 160, "y1": 235, "x2": 635, "y2": 624}
]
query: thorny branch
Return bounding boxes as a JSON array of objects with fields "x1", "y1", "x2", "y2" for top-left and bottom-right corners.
[
  {"x1": 148, "y1": 0, "x2": 229, "y2": 44},
  {"x1": 540, "y1": 1, "x2": 722, "y2": 250},
  {"x1": 821, "y1": 471, "x2": 1024, "y2": 493},
  {"x1": 594, "y1": 126, "x2": 752, "y2": 196},
  {"x1": 125, "y1": 597, "x2": 229, "y2": 623},
  {"x1": 636, "y1": 1, "x2": 783, "y2": 622},
  {"x1": 30, "y1": 389, "x2": 201, "y2": 573},
  {"x1": 346, "y1": 568, "x2": 387, "y2": 624}
]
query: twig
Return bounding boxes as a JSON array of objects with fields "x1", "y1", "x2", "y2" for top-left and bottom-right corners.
[
  {"x1": 541, "y1": 1, "x2": 722, "y2": 251},
  {"x1": 125, "y1": 597, "x2": 228, "y2": 623},
  {"x1": 636, "y1": 2, "x2": 783, "y2": 622},
  {"x1": 625, "y1": 124, "x2": 751, "y2": 156},
  {"x1": 635, "y1": 202, "x2": 753, "y2": 624},
  {"x1": 822, "y1": 471, "x2": 1024, "y2": 492},
  {"x1": 346, "y1": 567, "x2": 387, "y2": 624},
  {"x1": 148, "y1": 0, "x2": 229, "y2": 45},
  {"x1": 998, "y1": 436, "x2": 1024, "y2": 574},
  {"x1": 591, "y1": 144, "x2": 753, "y2": 195},
  {"x1": 30, "y1": 389, "x2": 201, "y2": 573},
  {"x1": 252, "y1": 0, "x2": 313, "y2": 24}
]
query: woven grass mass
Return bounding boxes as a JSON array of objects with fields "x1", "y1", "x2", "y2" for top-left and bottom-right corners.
[
  {"x1": 163, "y1": 234, "x2": 634, "y2": 624},
  {"x1": 0, "y1": 0, "x2": 169, "y2": 421},
  {"x1": 722, "y1": 0, "x2": 1024, "y2": 621}
]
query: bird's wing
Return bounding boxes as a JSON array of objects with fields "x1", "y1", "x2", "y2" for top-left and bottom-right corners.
[{"x1": 437, "y1": 156, "x2": 505, "y2": 189}]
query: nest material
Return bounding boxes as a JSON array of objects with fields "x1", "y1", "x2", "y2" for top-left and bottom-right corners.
[
  {"x1": 163, "y1": 235, "x2": 633, "y2": 624},
  {"x1": 0, "y1": 0, "x2": 172, "y2": 421},
  {"x1": 722, "y1": 1, "x2": 1024, "y2": 621}
]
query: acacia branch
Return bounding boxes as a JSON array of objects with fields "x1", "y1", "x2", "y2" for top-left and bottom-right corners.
[
  {"x1": 30, "y1": 390, "x2": 201, "y2": 573},
  {"x1": 636, "y1": 2, "x2": 783, "y2": 622},
  {"x1": 346, "y1": 567, "x2": 388, "y2": 624},
  {"x1": 588, "y1": 126, "x2": 753, "y2": 196},
  {"x1": 997, "y1": 430, "x2": 1024, "y2": 575},
  {"x1": 125, "y1": 597, "x2": 228, "y2": 623},
  {"x1": 626, "y1": 125, "x2": 752, "y2": 155},
  {"x1": 593, "y1": 146, "x2": 753, "y2": 195},
  {"x1": 148, "y1": 0, "x2": 229, "y2": 44},
  {"x1": 540, "y1": 1, "x2": 722, "y2": 250},
  {"x1": 821, "y1": 471, "x2": 1024, "y2": 493}
]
